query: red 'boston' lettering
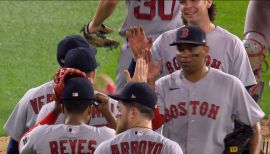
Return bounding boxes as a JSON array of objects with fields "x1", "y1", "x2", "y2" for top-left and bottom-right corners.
[
  {"x1": 208, "y1": 104, "x2": 220, "y2": 119},
  {"x1": 190, "y1": 101, "x2": 199, "y2": 115},
  {"x1": 199, "y1": 102, "x2": 208, "y2": 116},
  {"x1": 178, "y1": 102, "x2": 187, "y2": 116},
  {"x1": 170, "y1": 105, "x2": 178, "y2": 118},
  {"x1": 165, "y1": 101, "x2": 220, "y2": 120}
]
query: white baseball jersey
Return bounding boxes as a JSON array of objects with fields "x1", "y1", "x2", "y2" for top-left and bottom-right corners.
[
  {"x1": 19, "y1": 124, "x2": 115, "y2": 154},
  {"x1": 155, "y1": 68, "x2": 265, "y2": 154},
  {"x1": 152, "y1": 25, "x2": 256, "y2": 87},
  {"x1": 36, "y1": 97, "x2": 118, "y2": 127},
  {"x1": 244, "y1": 0, "x2": 270, "y2": 48},
  {"x1": 4, "y1": 80, "x2": 54, "y2": 141},
  {"x1": 116, "y1": 0, "x2": 183, "y2": 92},
  {"x1": 94, "y1": 128, "x2": 183, "y2": 154}
]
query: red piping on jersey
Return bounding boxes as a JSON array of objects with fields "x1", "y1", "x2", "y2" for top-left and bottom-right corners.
[
  {"x1": 18, "y1": 111, "x2": 58, "y2": 150},
  {"x1": 243, "y1": 38, "x2": 266, "y2": 57},
  {"x1": 244, "y1": 31, "x2": 267, "y2": 41}
]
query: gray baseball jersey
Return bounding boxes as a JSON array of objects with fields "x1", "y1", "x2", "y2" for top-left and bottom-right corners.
[
  {"x1": 244, "y1": 0, "x2": 270, "y2": 47},
  {"x1": 152, "y1": 26, "x2": 256, "y2": 87},
  {"x1": 119, "y1": 0, "x2": 181, "y2": 37},
  {"x1": 94, "y1": 128, "x2": 183, "y2": 154},
  {"x1": 116, "y1": 0, "x2": 182, "y2": 92},
  {"x1": 155, "y1": 68, "x2": 265, "y2": 154},
  {"x1": 36, "y1": 97, "x2": 118, "y2": 127},
  {"x1": 19, "y1": 124, "x2": 115, "y2": 154},
  {"x1": 4, "y1": 80, "x2": 54, "y2": 141}
]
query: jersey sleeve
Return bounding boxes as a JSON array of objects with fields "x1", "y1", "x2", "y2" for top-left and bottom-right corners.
[
  {"x1": 36, "y1": 102, "x2": 53, "y2": 123},
  {"x1": 151, "y1": 35, "x2": 163, "y2": 63},
  {"x1": 4, "y1": 91, "x2": 31, "y2": 141},
  {"x1": 94, "y1": 140, "x2": 110, "y2": 154},
  {"x1": 231, "y1": 37, "x2": 256, "y2": 87},
  {"x1": 164, "y1": 140, "x2": 183, "y2": 154},
  {"x1": 232, "y1": 77, "x2": 264, "y2": 125},
  {"x1": 155, "y1": 78, "x2": 166, "y2": 115},
  {"x1": 19, "y1": 126, "x2": 42, "y2": 154},
  {"x1": 100, "y1": 127, "x2": 116, "y2": 139}
]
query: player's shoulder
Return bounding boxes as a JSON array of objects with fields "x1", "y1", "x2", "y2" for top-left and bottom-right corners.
[
  {"x1": 88, "y1": 125, "x2": 116, "y2": 138},
  {"x1": 25, "y1": 80, "x2": 54, "y2": 97},
  {"x1": 209, "y1": 68, "x2": 243, "y2": 84},
  {"x1": 161, "y1": 136, "x2": 183, "y2": 151},
  {"x1": 210, "y1": 25, "x2": 242, "y2": 42},
  {"x1": 156, "y1": 70, "x2": 181, "y2": 86}
]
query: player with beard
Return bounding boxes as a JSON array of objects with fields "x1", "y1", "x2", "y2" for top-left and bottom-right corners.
[{"x1": 94, "y1": 82, "x2": 183, "y2": 154}]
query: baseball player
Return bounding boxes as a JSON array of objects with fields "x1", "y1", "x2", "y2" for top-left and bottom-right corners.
[
  {"x1": 19, "y1": 77, "x2": 116, "y2": 154},
  {"x1": 150, "y1": 0, "x2": 255, "y2": 86},
  {"x1": 94, "y1": 82, "x2": 183, "y2": 154},
  {"x1": 84, "y1": 0, "x2": 183, "y2": 92},
  {"x1": 154, "y1": 25, "x2": 264, "y2": 154},
  {"x1": 36, "y1": 46, "x2": 118, "y2": 128},
  {"x1": 3, "y1": 35, "x2": 89, "y2": 154},
  {"x1": 243, "y1": 0, "x2": 270, "y2": 103},
  {"x1": 127, "y1": 0, "x2": 255, "y2": 92}
]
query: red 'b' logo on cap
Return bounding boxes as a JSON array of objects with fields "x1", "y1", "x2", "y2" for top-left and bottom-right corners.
[{"x1": 180, "y1": 28, "x2": 189, "y2": 38}]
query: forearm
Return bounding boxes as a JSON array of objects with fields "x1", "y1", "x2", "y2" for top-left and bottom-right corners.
[
  {"x1": 249, "y1": 122, "x2": 262, "y2": 154},
  {"x1": 91, "y1": 0, "x2": 118, "y2": 27},
  {"x1": 102, "y1": 111, "x2": 117, "y2": 129}
]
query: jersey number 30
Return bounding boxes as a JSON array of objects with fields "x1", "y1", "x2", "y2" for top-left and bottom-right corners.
[{"x1": 134, "y1": 0, "x2": 176, "y2": 20}]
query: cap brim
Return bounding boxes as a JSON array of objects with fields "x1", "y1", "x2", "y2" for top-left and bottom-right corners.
[
  {"x1": 108, "y1": 94, "x2": 132, "y2": 102},
  {"x1": 170, "y1": 41, "x2": 206, "y2": 46}
]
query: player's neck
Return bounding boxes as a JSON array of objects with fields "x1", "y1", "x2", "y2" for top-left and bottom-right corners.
[
  {"x1": 183, "y1": 66, "x2": 209, "y2": 82},
  {"x1": 189, "y1": 20, "x2": 214, "y2": 33},
  {"x1": 129, "y1": 119, "x2": 152, "y2": 130},
  {"x1": 64, "y1": 114, "x2": 87, "y2": 125}
]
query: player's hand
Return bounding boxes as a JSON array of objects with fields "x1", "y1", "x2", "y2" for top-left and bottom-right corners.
[
  {"x1": 95, "y1": 93, "x2": 110, "y2": 114},
  {"x1": 148, "y1": 60, "x2": 162, "y2": 82},
  {"x1": 52, "y1": 100, "x2": 62, "y2": 115},
  {"x1": 126, "y1": 26, "x2": 153, "y2": 60},
  {"x1": 124, "y1": 54, "x2": 148, "y2": 83}
]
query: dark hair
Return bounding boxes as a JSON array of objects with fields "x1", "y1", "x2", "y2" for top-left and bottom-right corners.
[
  {"x1": 122, "y1": 101, "x2": 154, "y2": 120},
  {"x1": 62, "y1": 100, "x2": 93, "y2": 114},
  {"x1": 208, "y1": 3, "x2": 217, "y2": 22},
  {"x1": 182, "y1": 3, "x2": 217, "y2": 25}
]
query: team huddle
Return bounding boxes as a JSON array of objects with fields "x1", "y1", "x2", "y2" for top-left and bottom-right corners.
[{"x1": 3, "y1": 0, "x2": 270, "y2": 154}]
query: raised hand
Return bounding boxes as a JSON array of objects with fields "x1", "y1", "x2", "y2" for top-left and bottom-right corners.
[
  {"x1": 124, "y1": 55, "x2": 148, "y2": 83},
  {"x1": 126, "y1": 26, "x2": 153, "y2": 59}
]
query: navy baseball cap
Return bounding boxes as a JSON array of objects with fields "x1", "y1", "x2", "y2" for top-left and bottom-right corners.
[
  {"x1": 64, "y1": 46, "x2": 99, "y2": 74},
  {"x1": 170, "y1": 26, "x2": 206, "y2": 46},
  {"x1": 62, "y1": 77, "x2": 94, "y2": 102},
  {"x1": 57, "y1": 35, "x2": 89, "y2": 67},
  {"x1": 109, "y1": 82, "x2": 157, "y2": 110}
]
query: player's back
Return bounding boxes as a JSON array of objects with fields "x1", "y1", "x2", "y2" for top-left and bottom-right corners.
[
  {"x1": 19, "y1": 124, "x2": 115, "y2": 154},
  {"x1": 94, "y1": 128, "x2": 183, "y2": 154},
  {"x1": 4, "y1": 80, "x2": 54, "y2": 141},
  {"x1": 119, "y1": 0, "x2": 182, "y2": 37}
]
